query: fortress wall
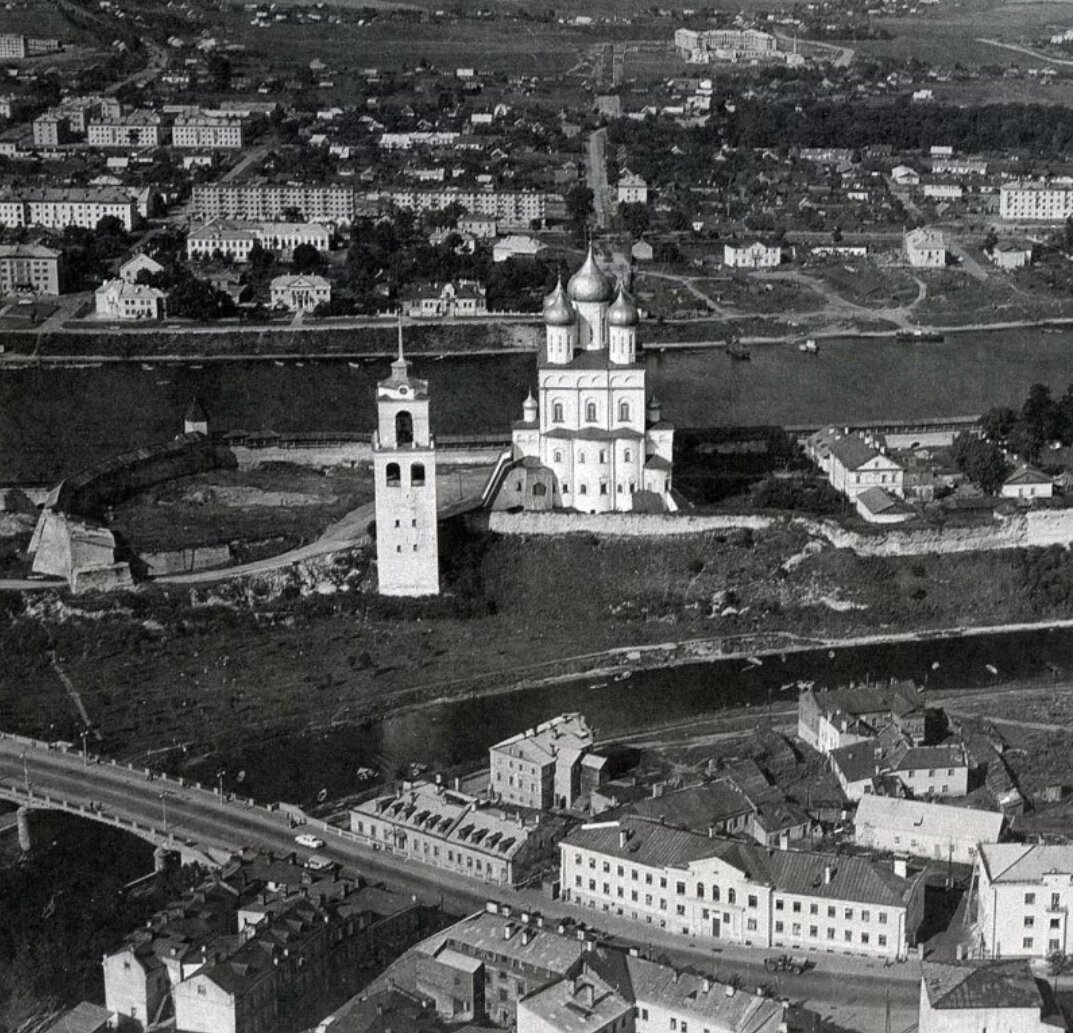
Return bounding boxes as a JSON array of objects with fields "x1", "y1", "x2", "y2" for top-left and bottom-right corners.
[
  {"x1": 487, "y1": 511, "x2": 776, "y2": 536},
  {"x1": 143, "y1": 544, "x2": 232, "y2": 576},
  {"x1": 231, "y1": 443, "x2": 500, "y2": 471}
]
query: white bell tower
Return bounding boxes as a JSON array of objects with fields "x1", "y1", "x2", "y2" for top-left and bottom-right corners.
[{"x1": 372, "y1": 317, "x2": 440, "y2": 596}]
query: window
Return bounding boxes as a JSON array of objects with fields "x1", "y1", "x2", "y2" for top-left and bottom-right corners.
[
  {"x1": 1026, "y1": 893, "x2": 1036, "y2": 905},
  {"x1": 845, "y1": 909, "x2": 854, "y2": 920},
  {"x1": 1052, "y1": 893, "x2": 1061, "y2": 910},
  {"x1": 862, "y1": 911, "x2": 870, "y2": 922},
  {"x1": 660, "y1": 878, "x2": 667, "y2": 889},
  {"x1": 878, "y1": 935, "x2": 887, "y2": 947},
  {"x1": 579, "y1": 452, "x2": 587, "y2": 465},
  {"x1": 775, "y1": 921, "x2": 784, "y2": 933},
  {"x1": 1025, "y1": 917, "x2": 1035, "y2": 928},
  {"x1": 625, "y1": 449, "x2": 632, "y2": 462},
  {"x1": 603, "y1": 862, "x2": 610, "y2": 873},
  {"x1": 1023, "y1": 937, "x2": 1034, "y2": 950},
  {"x1": 827, "y1": 907, "x2": 836, "y2": 918},
  {"x1": 676, "y1": 904, "x2": 686, "y2": 916},
  {"x1": 1051, "y1": 918, "x2": 1061, "y2": 929},
  {"x1": 554, "y1": 450, "x2": 563, "y2": 463},
  {"x1": 618, "y1": 866, "x2": 625, "y2": 877},
  {"x1": 670, "y1": 1020, "x2": 677, "y2": 1031},
  {"x1": 599, "y1": 450, "x2": 607, "y2": 464},
  {"x1": 580, "y1": 484, "x2": 588, "y2": 495},
  {"x1": 728, "y1": 889, "x2": 735, "y2": 904},
  {"x1": 696, "y1": 883, "x2": 705, "y2": 899},
  {"x1": 747, "y1": 918, "x2": 757, "y2": 931},
  {"x1": 676, "y1": 882, "x2": 686, "y2": 895},
  {"x1": 809, "y1": 925, "x2": 818, "y2": 938},
  {"x1": 641, "y1": 1010, "x2": 649, "y2": 1021},
  {"x1": 861, "y1": 932, "x2": 870, "y2": 945},
  {"x1": 395, "y1": 411, "x2": 413, "y2": 445},
  {"x1": 792, "y1": 901, "x2": 802, "y2": 913},
  {"x1": 619, "y1": 402, "x2": 630, "y2": 421},
  {"x1": 776, "y1": 899, "x2": 785, "y2": 911},
  {"x1": 553, "y1": 402, "x2": 564, "y2": 423},
  {"x1": 809, "y1": 903, "x2": 818, "y2": 915},
  {"x1": 712, "y1": 885, "x2": 720, "y2": 902},
  {"x1": 603, "y1": 883, "x2": 610, "y2": 894},
  {"x1": 586, "y1": 402, "x2": 597, "y2": 422},
  {"x1": 385, "y1": 462, "x2": 401, "y2": 487},
  {"x1": 878, "y1": 912, "x2": 887, "y2": 925},
  {"x1": 827, "y1": 928, "x2": 835, "y2": 940},
  {"x1": 1051, "y1": 939, "x2": 1062, "y2": 952},
  {"x1": 844, "y1": 930, "x2": 853, "y2": 943},
  {"x1": 411, "y1": 462, "x2": 426, "y2": 486},
  {"x1": 748, "y1": 895, "x2": 758, "y2": 908}
]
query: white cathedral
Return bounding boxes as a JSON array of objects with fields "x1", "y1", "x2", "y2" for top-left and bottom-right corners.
[{"x1": 487, "y1": 246, "x2": 675, "y2": 514}]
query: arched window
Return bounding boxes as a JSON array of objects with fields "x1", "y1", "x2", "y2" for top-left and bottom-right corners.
[
  {"x1": 586, "y1": 401, "x2": 597, "y2": 422},
  {"x1": 552, "y1": 402, "x2": 564, "y2": 423},
  {"x1": 553, "y1": 450, "x2": 563, "y2": 463},
  {"x1": 728, "y1": 888, "x2": 736, "y2": 904},
  {"x1": 578, "y1": 452, "x2": 586, "y2": 465},
  {"x1": 579, "y1": 484, "x2": 588, "y2": 495},
  {"x1": 696, "y1": 883, "x2": 705, "y2": 899},
  {"x1": 619, "y1": 401, "x2": 630, "y2": 422},
  {"x1": 395, "y1": 411, "x2": 413, "y2": 446},
  {"x1": 533, "y1": 482, "x2": 547, "y2": 497},
  {"x1": 411, "y1": 462, "x2": 426, "y2": 486},
  {"x1": 385, "y1": 462, "x2": 401, "y2": 487},
  {"x1": 624, "y1": 449, "x2": 632, "y2": 462},
  {"x1": 712, "y1": 884, "x2": 721, "y2": 902}
]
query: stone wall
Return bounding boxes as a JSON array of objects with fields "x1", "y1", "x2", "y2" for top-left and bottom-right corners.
[
  {"x1": 487, "y1": 511, "x2": 775, "y2": 536},
  {"x1": 143, "y1": 544, "x2": 232, "y2": 575},
  {"x1": 71, "y1": 563, "x2": 134, "y2": 595},
  {"x1": 232, "y1": 443, "x2": 501, "y2": 471}
]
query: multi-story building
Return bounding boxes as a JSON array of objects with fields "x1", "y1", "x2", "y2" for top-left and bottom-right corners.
[
  {"x1": 561, "y1": 816, "x2": 925, "y2": 960},
  {"x1": 723, "y1": 241, "x2": 781, "y2": 269},
  {"x1": 171, "y1": 115, "x2": 244, "y2": 149},
  {"x1": 0, "y1": 35, "x2": 28, "y2": 59},
  {"x1": 191, "y1": 182, "x2": 358, "y2": 224},
  {"x1": 1000, "y1": 180, "x2": 1073, "y2": 222},
  {"x1": 86, "y1": 110, "x2": 164, "y2": 148},
  {"x1": 797, "y1": 680, "x2": 927, "y2": 754},
  {"x1": 805, "y1": 427, "x2": 905, "y2": 503},
  {"x1": 905, "y1": 227, "x2": 947, "y2": 267},
  {"x1": 32, "y1": 113, "x2": 71, "y2": 147},
  {"x1": 617, "y1": 172, "x2": 648, "y2": 205},
  {"x1": 187, "y1": 220, "x2": 330, "y2": 262},
  {"x1": 854, "y1": 794, "x2": 1003, "y2": 865},
  {"x1": 0, "y1": 188, "x2": 138, "y2": 231},
  {"x1": 94, "y1": 279, "x2": 168, "y2": 320},
  {"x1": 373, "y1": 189, "x2": 559, "y2": 228},
  {"x1": 674, "y1": 28, "x2": 779, "y2": 63},
  {"x1": 103, "y1": 850, "x2": 423, "y2": 1033},
  {"x1": 829, "y1": 726, "x2": 970, "y2": 801},
  {"x1": 0, "y1": 243, "x2": 62, "y2": 294},
  {"x1": 349, "y1": 779, "x2": 552, "y2": 886},
  {"x1": 975, "y1": 844, "x2": 1073, "y2": 959},
  {"x1": 269, "y1": 273, "x2": 331, "y2": 313},
  {"x1": 489, "y1": 714, "x2": 595, "y2": 811},
  {"x1": 919, "y1": 959, "x2": 1068, "y2": 1033}
]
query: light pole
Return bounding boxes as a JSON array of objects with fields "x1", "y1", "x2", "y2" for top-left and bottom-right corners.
[
  {"x1": 160, "y1": 791, "x2": 170, "y2": 832},
  {"x1": 79, "y1": 728, "x2": 89, "y2": 766},
  {"x1": 20, "y1": 752, "x2": 28, "y2": 793},
  {"x1": 216, "y1": 769, "x2": 226, "y2": 799}
]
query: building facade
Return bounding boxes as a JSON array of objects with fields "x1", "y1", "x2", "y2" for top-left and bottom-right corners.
[
  {"x1": 489, "y1": 248, "x2": 674, "y2": 514},
  {"x1": 372, "y1": 324, "x2": 439, "y2": 596},
  {"x1": 86, "y1": 112, "x2": 164, "y2": 148},
  {"x1": 975, "y1": 844, "x2": 1073, "y2": 959},
  {"x1": 191, "y1": 182, "x2": 358, "y2": 224},
  {"x1": 561, "y1": 817, "x2": 925, "y2": 960},
  {"x1": 269, "y1": 273, "x2": 331, "y2": 312},
  {"x1": 797, "y1": 681, "x2": 927, "y2": 754},
  {"x1": 172, "y1": 115, "x2": 244, "y2": 149},
  {"x1": 187, "y1": 220, "x2": 330, "y2": 262},
  {"x1": 905, "y1": 228, "x2": 947, "y2": 267},
  {"x1": 1000, "y1": 181, "x2": 1073, "y2": 222},
  {"x1": 489, "y1": 713, "x2": 594, "y2": 811},
  {"x1": 0, "y1": 188, "x2": 138, "y2": 231},
  {"x1": 854, "y1": 795, "x2": 1003, "y2": 865},
  {"x1": 723, "y1": 241, "x2": 780, "y2": 269},
  {"x1": 94, "y1": 279, "x2": 167, "y2": 320},
  {"x1": 0, "y1": 243, "x2": 62, "y2": 294}
]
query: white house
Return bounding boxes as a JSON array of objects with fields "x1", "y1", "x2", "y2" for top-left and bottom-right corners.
[
  {"x1": 617, "y1": 171, "x2": 649, "y2": 205},
  {"x1": 854, "y1": 794, "x2": 1004, "y2": 865},
  {"x1": 808, "y1": 428, "x2": 904, "y2": 501},
  {"x1": 976, "y1": 844, "x2": 1073, "y2": 959},
  {"x1": 891, "y1": 165, "x2": 921, "y2": 186},
  {"x1": 94, "y1": 278, "x2": 167, "y2": 320},
  {"x1": 905, "y1": 228, "x2": 947, "y2": 268},
  {"x1": 118, "y1": 252, "x2": 164, "y2": 283},
  {"x1": 855, "y1": 486, "x2": 915, "y2": 524},
  {"x1": 918, "y1": 960, "x2": 1067, "y2": 1033},
  {"x1": 723, "y1": 241, "x2": 780, "y2": 269},
  {"x1": 493, "y1": 235, "x2": 546, "y2": 263},
  {"x1": 990, "y1": 243, "x2": 1034, "y2": 270},
  {"x1": 269, "y1": 273, "x2": 331, "y2": 313},
  {"x1": 1001, "y1": 467, "x2": 1055, "y2": 499}
]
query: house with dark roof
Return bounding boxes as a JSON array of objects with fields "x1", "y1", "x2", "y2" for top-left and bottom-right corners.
[
  {"x1": 560, "y1": 816, "x2": 925, "y2": 960},
  {"x1": 402, "y1": 280, "x2": 487, "y2": 318},
  {"x1": 798, "y1": 680, "x2": 928, "y2": 755},
  {"x1": 919, "y1": 959, "x2": 1068, "y2": 1033},
  {"x1": 805, "y1": 427, "x2": 904, "y2": 504}
]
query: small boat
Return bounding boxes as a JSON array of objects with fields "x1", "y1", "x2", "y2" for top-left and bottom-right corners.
[
  {"x1": 189, "y1": 364, "x2": 204, "y2": 370},
  {"x1": 141, "y1": 363, "x2": 155, "y2": 371},
  {"x1": 798, "y1": 339, "x2": 818, "y2": 354},
  {"x1": 986, "y1": 663, "x2": 998, "y2": 675},
  {"x1": 348, "y1": 361, "x2": 361, "y2": 368},
  {"x1": 295, "y1": 361, "x2": 305, "y2": 367},
  {"x1": 274, "y1": 360, "x2": 285, "y2": 366},
  {"x1": 896, "y1": 330, "x2": 944, "y2": 343},
  {"x1": 728, "y1": 342, "x2": 751, "y2": 361}
]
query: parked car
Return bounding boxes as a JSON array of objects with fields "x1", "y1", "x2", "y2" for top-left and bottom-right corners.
[
  {"x1": 294, "y1": 833, "x2": 325, "y2": 850},
  {"x1": 763, "y1": 954, "x2": 809, "y2": 974}
]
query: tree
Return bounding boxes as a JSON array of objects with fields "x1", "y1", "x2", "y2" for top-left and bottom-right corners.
[
  {"x1": 206, "y1": 54, "x2": 231, "y2": 92},
  {"x1": 291, "y1": 243, "x2": 322, "y2": 273},
  {"x1": 619, "y1": 202, "x2": 650, "y2": 238},
  {"x1": 1047, "y1": 949, "x2": 1069, "y2": 994},
  {"x1": 983, "y1": 226, "x2": 998, "y2": 253},
  {"x1": 980, "y1": 406, "x2": 1017, "y2": 442},
  {"x1": 564, "y1": 184, "x2": 594, "y2": 237},
  {"x1": 1010, "y1": 383, "x2": 1058, "y2": 462},
  {"x1": 951, "y1": 432, "x2": 1009, "y2": 495}
]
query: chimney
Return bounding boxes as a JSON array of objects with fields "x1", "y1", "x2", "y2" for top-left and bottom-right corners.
[
  {"x1": 536, "y1": 915, "x2": 545, "y2": 928},
  {"x1": 504, "y1": 923, "x2": 518, "y2": 941},
  {"x1": 702, "y1": 978, "x2": 712, "y2": 993},
  {"x1": 522, "y1": 929, "x2": 535, "y2": 946},
  {"x1": 521, "y1": 910, "x2": 531, "y2": 923},
  {"x1": 557, "y1": 921, "x2": 568, "y2": 935},
  {"x1": 628, "y1": 946, "x2": 640, "y2": 958},
  {"x1": 824, "y1": 865, "x2": 833, "y2": 885},
  {"x1": 576, "y1": 928, "x2": 587, "y2": 941},
  {"x1": 672, "y1": 970, "x2": 680, "y2": 985},
  {"x1": 485, "y1": 901, "x2": 500, "y2": 915},
  {"x1": 502, "y1": 904, "x2": 513, "y2": 918},
  {"x1": 584, "y1": 938, "x2": 595, "y2": 953},
  {"x1": 377, "y1": 1005, "x2": 384, "y2": 1016},
  {"x1": 454, "y1": 777, "x2": 461, "y2": 791},
  {"x1": 619, "y1": 828, "x2": 630, "y2": 848},
  {"x1": 725, "y1": 985, "x2": 735, "y2": 998}
]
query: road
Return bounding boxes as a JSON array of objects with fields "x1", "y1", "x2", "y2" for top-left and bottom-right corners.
[
  {"x1": 586, "y1": 128, "x2": 613, "y2": 230},
  {"x1": 0, "y1": 733, "x2": 919, "y2": 1032}
]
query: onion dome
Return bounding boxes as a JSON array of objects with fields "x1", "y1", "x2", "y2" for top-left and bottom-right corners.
[
  {"x1": 566, "y1": 245, "x2": 613, "y2": 303},
  {"x1": 543, "y1": 278, "x2": 577, "y2": 327},
  {"x1": 522, "y1": 390, "x2": 538, "y2": 420},
  {"x1": 607, "y1": 283, "x2": 640, "y2": 327}
]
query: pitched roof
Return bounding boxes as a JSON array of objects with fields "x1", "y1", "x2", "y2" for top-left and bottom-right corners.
[
  {"x1": 856, "y1": 487, "x2": 914, "y2": 517},
  {"x1": 1004, "y1": 467, "x2": 1054, "y2": 486},
  {"x1": 921, "y1": 959, "x2": 1048, "y2": 1011},
  {"x1": 564, "y1": 817, "x2": 736, "y2": 869},
  {"x1": 41, "y1": 1003, "x2": 114, "y2": 1033},
  {"x1": 827, "y1": 434, "x2": 880, "y2": 471},
  {"x1": 855, "y1": 794, "x2": 1003, "y2": 842},
  {"x1": 978, "y1": 843, "x2": 1073, "y2": 884},
  {"x1": 624, "y1": 781, "x2": 753, "y2": 831}
]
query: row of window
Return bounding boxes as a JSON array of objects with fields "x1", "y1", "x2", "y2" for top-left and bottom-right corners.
[
  {"x1": 550, "y1": 449, "x2": 633, "y2": 465},
  {"x1": 772, "y1": 922, "x2": 888, "y2": 947},
  {"x1": 384, "y1": 462, "x2": 426, "y2": 486},
  {"x1": 1023, "y1": 892, "x2": 1066, "y2": 908},
  {"x1": 551, "y1": 401, "x2": 633, "y2": 423}
]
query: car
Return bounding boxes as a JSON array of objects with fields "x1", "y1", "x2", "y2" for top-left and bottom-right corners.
[
  {"x1": 305, "y1": 854, "x2": 335, "y2": 872},
  {"x1": 763, "y1": 954, "x2": 809, "y2": 975},
  {"x1": 294, "y1": 833, "x2": 325, "y2": 850}
]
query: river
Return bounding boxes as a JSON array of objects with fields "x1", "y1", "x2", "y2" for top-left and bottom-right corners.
[
  {"x1": 183, "y1": 623, "x2": 1073, "y2": 809},
  {"x1": 3, "y1": 326, "x2": 1073, "y2": 483}
]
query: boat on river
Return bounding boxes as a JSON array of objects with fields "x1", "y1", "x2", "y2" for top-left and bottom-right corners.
[
  {"x1": 798, "y1": 339, "x2": 819, "y2": 354},
  {"x1": 896, "y1": 330, "x2": 944, "y2": 343}
]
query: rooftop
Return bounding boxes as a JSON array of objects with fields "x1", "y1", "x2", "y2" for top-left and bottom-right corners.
[
  {"x1": 855, "y1": 794, "x2": 1003, "y2": 841},
  {"x1": 978, "y1": 843, "x2": 1073, "y2": 884},
  {"x1": 921, "y1": 959, "x2": 1053, "y2": 1012},
  {"x1": 491, "y1": 713, "x2": 593, "y2": 768}
]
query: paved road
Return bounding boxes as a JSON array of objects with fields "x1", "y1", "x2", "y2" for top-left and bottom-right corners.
[{"x1": 0, "y1": 733, "x2": 919, "y2": 1031}]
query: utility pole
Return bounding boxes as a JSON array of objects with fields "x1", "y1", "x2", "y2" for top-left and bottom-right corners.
[{"x1": 160, "y1": 791, "x2": 170, "y2": 832}]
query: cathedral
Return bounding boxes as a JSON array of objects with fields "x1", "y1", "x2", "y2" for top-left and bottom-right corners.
[{"x1": 487, "y1": 246, "x2": 675, "y2": 514}]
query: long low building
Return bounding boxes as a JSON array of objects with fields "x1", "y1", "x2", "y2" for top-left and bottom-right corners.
[
  {"x1": 187, "y1": 219, "x2": 330, "y2": 262},
  {"x1": 854, "y1": 794, "x2": 1003, "y2": 865},
  {"x1": 349, "y1": 779, "x2": 557, "y2": 886},
  {"x1": 0, "y1": 188, "x2": 138, "y2": 231},
  {"x1": 561, "y1": 816, "x2": 925, "y2": 960}
]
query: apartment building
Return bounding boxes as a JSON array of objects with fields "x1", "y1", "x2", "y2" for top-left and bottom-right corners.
[
  {"x1": 854, "y1": 794, "x2": 1003, "y2": 865},
  {"x1": 975, "y1": 844, "x2": 1073, "y2": 960},
  {"x1": 103, "y1": 851, "x2": 423, "y2": 1033},
  {"x1": 95, "y1": 279, "x2": 168, "y2": 320},
  {"x1": 0, "y1": 35, "x2": 28, "y2": 59},
  {"x1": 1000, "y1": 180, "x2": 1073, "y2": 222},
  {"x1": 561, "y1": 817, "x2": 925, "y2": 960},
  {"x1": 0, "y1": 243, "x2": 62, "y2": 294},
  {"x1": 0, "y1": 188, "x2": 138, "y2": 231},
  {"x1": 489, "y1": 714, "x2": 595, "y2": 811},
  {"x1": 86, "y1": 111, "x2": 164, "y2": 148},
  {"x1": 919, "y1": 959, "x2": 1068, "y2": 1033},
  {"x1": 349, "y1": 779, "x2": 555, "y2": 886},
  {"x1": 374, "y1": 188, "x2": 559, "y2": 227},
  {"x1": 797, "y1": 680, "x2": 927, "y2": 754},
  {"x1": 904, "y1": 228, "x2": 947, "y2": 267},
  {"x1": 32, "y1": 113, "x2": 72, "y2": 147},
  {"x1": 187, "y1": 220, "x2": 330, "y2": 262},
  {"x1": 172, "y1": 115, "x2": 244, "y2": 149},
  {"x1": 191, "y1": 182, "x2": 358, "y2": 223}
]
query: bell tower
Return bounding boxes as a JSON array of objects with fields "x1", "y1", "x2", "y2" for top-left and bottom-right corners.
[{"x1": 372, "y1": 317, "x2": 440, "y2": 596}]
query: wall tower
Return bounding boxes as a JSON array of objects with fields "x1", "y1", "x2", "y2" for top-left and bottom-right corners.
[{"x1": 372, "y1": 319, "x2": 440, "y2": 596}]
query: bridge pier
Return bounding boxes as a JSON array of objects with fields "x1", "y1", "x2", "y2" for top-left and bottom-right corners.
[
  {"x1": 153, "y1": 845, "x2": 178, "y2": 873},
  {"x1": 16, "y1": 805, "x2": 31, "y2": 853}
]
